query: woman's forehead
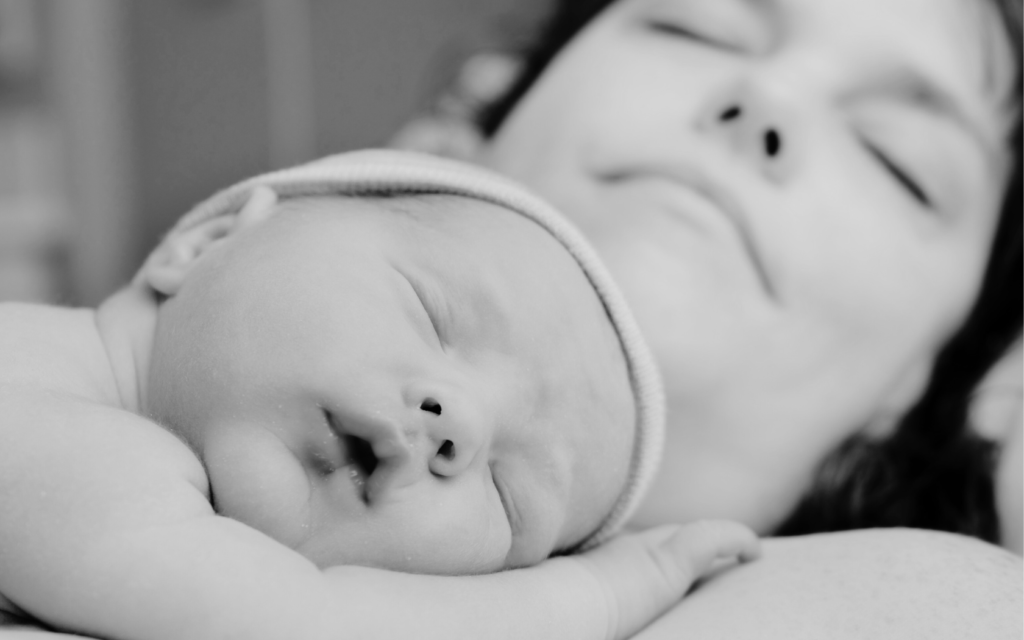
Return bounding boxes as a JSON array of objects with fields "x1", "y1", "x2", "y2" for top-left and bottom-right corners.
[{"x1": 607, "y1": 0, "x2": 1017, "y2": 165}]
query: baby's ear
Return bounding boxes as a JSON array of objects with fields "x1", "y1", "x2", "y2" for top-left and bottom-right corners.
[{"x1": 141, "y1": 186, "x2": 279, "y2": 296}]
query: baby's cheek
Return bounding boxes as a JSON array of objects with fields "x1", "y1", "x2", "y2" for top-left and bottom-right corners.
[{"x1": 203, "y1": 424, "x2": 313, "y2": 548}]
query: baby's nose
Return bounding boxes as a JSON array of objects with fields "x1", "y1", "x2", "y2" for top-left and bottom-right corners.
[
  {"x1": 417, "y1": 394, "x2": 487, "y2": 477},
  {"x1": 362, "y1": 387, "x2": 493, "y2": 502}
]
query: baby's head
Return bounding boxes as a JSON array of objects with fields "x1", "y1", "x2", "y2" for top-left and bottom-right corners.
[{"x1": 138, "y1": 150, "x2": 663, "y2": 574}]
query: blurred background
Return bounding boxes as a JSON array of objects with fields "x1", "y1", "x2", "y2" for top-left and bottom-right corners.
[{"x1": 0, "y1": 0, "x2": 541, "y2": 306}]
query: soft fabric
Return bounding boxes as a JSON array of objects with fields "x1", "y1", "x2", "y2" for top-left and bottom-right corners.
[{"x1": 157, "y1": 149, "x2": 665, "y2": 550}]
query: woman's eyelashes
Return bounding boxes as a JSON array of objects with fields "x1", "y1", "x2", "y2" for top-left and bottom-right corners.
[
  {"x1": 647, "y1": 18, "x2": 716, "y2": 45},
  {"x1": 863, "y1": 141, "x2": 933, "y2": 208},
  {"x1": 642, "y1": 0, "x2": 762, "y2": 52},
  {"x1": 645, "y1": 17, "x2": 741, "y2": 51}
]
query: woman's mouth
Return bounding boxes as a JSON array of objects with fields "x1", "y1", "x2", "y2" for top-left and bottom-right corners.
[{"x1": 602, "y1": 166, "x2": 778, "y2": 300}]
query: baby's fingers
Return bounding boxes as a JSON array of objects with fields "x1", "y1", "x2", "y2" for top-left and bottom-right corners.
[
  {"x1": 666, "y1": 520, "x2": 761, "y2": 580},
  {"x1": 575, "y1": 521, "x2": 759, "y2": 639}
]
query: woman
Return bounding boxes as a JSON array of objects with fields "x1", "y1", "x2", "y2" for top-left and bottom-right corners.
[
  {"x1": 3, "y1": 0, "x2": 1018, "y2": 637},
  {"x1": 398, "y1": 0, "x2": 1023, "y2": 634},
  {"x1": 418, "y1": 0, "x2": 1024, "y2": 546}
]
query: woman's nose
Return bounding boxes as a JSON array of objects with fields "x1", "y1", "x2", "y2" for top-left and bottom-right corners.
[
  {"x1": 696, "y1": 81, "x2": 799, "y2": 183},
  {"x1": 414, "y1": 393, "x2": 487, "y2": 477}
]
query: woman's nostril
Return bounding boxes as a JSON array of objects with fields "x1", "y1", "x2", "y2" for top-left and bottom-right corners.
[
  {"x1": 765, "y1": 129, "x2": 782, "y2": 157},
  {"x1": 720, "y1": 105, "x2": 742, "y2": 121},
  {"x1": 420, "y1": 397, "x2": 442, "y2": 415},
  {"x1": 437, "y1": 439, "x2": 455, "y2": 460}
]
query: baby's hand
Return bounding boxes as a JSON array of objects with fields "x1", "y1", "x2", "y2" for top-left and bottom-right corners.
[{"x1": 573, "y1": 521, "x2": 760, "y2": 640}]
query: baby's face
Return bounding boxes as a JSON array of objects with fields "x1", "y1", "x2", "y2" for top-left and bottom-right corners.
[{"x1": 145, "y1": 195, "x2": 635, "y2": 573}]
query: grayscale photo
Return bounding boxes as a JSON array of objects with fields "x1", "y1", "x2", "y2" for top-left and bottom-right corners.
[{"x1": 0, "y1": 0, "x2": 1020, "y2": 638}]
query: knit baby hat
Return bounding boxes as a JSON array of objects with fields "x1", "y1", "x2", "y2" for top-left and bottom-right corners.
[{"x1": 156, "y1": 149, "x2": 665, "y2": 550}]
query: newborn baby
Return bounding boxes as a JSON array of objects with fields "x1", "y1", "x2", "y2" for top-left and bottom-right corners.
[{"x1": 0, "y1": 151, "x2": 757, "y2": 640}]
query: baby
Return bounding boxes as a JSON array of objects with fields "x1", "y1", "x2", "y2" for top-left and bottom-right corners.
[{"x1": 0, "y1": 151, "x2": 757, "y2": 640}]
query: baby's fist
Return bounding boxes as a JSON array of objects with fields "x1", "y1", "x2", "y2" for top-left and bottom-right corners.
[{"x1": 577, "y1": 520, "x2": 760, "y2": 640}]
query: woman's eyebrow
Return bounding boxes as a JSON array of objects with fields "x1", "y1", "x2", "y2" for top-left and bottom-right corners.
[{"x1": 877, "y1": 62, "x2": 1004, "y2": 168}]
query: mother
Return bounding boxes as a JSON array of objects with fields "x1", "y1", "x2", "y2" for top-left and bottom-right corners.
[
  {"x1": 461, "y1": 0, "x2": 1022, "y2": 541},
  {"x1": 407, "y1": 0, "x2": 1023, "y2": 634},
  {"x1": 2, "y1": 0, "x2": 1018, "y2": 637}
]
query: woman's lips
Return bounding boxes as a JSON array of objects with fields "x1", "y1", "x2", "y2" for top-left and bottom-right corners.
[{"x1": 602, "y1": 166, "x2": 777, "y2": 300}]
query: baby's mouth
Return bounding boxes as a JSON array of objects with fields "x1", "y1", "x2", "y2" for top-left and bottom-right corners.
[
  {"x1": 325, "y1": 411, "x2": 379, "y2": 504},
  {"x1": 343, "y1": 432, "x2": 378, "y2": 503}
]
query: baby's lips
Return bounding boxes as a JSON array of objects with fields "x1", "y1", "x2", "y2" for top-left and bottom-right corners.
[
  {"x1": 327, "y1": 406, "x2": 404, "y2": 454},
  {"x1": 326, "y1": 408, "x2": 420, "y2": 504}
]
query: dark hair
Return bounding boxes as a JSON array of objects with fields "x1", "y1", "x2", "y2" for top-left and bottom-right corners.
[
  {"x1": 478, "y1": 0, "x2": 612, "y2": 137},
  {"x1": 480, "y1": 0, "x2": 1023, "y2": 543},
  {"x1": 777, "y1": 0, "x2": 1022, "y2": 542}
]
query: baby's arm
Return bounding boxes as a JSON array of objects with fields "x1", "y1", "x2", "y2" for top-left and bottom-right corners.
[{"x1": 0, "y1": 389, "x2": 756, "y2": 640}]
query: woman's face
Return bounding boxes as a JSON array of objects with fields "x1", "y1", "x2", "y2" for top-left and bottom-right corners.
[{"x1": 481, "y1": 0, "x2": 1015, "y2": 532}]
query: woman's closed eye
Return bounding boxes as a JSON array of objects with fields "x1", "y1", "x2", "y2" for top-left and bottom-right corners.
[
  {"x1": 647, "y1": 18, "x2": 722, "y2": 47},
  {"x1": 642, "y1": 0, "x2": 763, "y2": 52},
  {"x1": 862, "y1": 140, "x2": 933, "y2": 208}
]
